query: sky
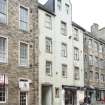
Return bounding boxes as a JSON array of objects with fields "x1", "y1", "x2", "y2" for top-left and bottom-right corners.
[{"x1": 39, "y1": 0, "x2": 105, "y2": 31}]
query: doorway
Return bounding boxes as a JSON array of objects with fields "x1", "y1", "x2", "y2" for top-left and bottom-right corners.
[{"x1": 42, "y1": 85, "x2": 53, "y2": 105}]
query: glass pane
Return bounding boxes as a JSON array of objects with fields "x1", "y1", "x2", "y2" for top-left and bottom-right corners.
[
  {"x1": 0, "y1": 0, "x2": 6, "y2": 14},
  {"x1": 0, "y1": 13, "x2": 6, "y2": 23},
  {"x1": 20, "y1": 7, "x2": 28, "y2": 22},
  {"x1": 20, "y1": 21, "x2": 28, "y2": 31},
  {"x1": 20, "y1": 43, "x2": 28, "y2": 65}
]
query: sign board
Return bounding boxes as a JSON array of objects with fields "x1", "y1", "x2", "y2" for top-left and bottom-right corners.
[{"x1": 19, "y1": 80, "x2": 29, "y2": 91}]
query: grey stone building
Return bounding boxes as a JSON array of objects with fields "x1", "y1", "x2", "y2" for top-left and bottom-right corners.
[
  {"x1": 84, "y1": 24, "x2": 105, "y2": 104},
  {"x1": 0, "y1": 0, "x2": 38, "y2": 105}
]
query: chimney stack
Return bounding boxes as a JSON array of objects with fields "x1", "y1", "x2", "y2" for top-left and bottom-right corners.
[{"x1": 91, "y1": 23, "x2": 99, "y2": 36}]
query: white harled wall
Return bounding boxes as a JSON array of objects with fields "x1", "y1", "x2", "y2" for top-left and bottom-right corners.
[{"x1": 38, "y1": 0, "x2": 84, "y2": 105}]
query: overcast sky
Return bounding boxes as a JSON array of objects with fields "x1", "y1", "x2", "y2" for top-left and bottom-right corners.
[{"x1": 39, "y1": 0, "x2": 105, "y2": 31}]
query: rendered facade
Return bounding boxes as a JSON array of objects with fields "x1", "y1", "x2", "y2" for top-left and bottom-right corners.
[{"x1": 38, "y1": 0, "x2": 84, "y2": 105}]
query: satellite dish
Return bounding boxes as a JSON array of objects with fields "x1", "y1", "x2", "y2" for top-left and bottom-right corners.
[{"x1": 38, "y1": 0, "x2": 48, "y2": 5}]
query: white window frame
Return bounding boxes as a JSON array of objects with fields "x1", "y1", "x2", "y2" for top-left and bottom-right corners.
[
  {"x1": 62, "y1": 64, "x2": 67, "y2": 78},
  {"x1": 57, "y1": 0, "x2": 62, "y2": 10},
  {"x1": 74, "y1": 47, "x2": 79, "y2": 61},
  {"x1": 19, "y1": 4, "x2": 29, "y2": 32},
  {"x1": 46, "y1": 61, "x2": 52, "y2": 76},
  {"x1": 89, "y1": 55, "x2": 93, "y2": 65},
  {"x1": 45, "y1": 14, "x2": 52, "y2": 29},
  {"x1": 0, "y1": 35, "x2": 8, "y2": 64},
  {"x1": 19, "y1": 91, "x2": 28, "y2": 105},
  {"x1": 61, "y1": 21, "x2": 67, "y2": 36},
  {"x1": 73, "y1": 28, "x2": 79, "y2": 41},
  {"x1": 61, "y1": 43, "x2": 67, "y2": 57},
  {"x1": 88, "y1": 39, "x2": 92, "y2": 49},
  {"x1": 18, "y1": 41, "x2": 29, "y2": 67},
  {"x1": 74, "y1": 66, "x2": 80, "y2": 80},
  {"x1": 0, "y1": 85, "x2": 8, "y2": 103},
  {"x1": 45, "y1": 37, "x2": 52, "y2": 53},
  {"x1": 65, "y1": 3, "x2": 69, "y2": 14}
]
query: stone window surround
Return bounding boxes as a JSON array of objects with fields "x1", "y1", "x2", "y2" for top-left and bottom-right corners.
[{"x1": 18, "y1": 41, "x2": 29, "y2": 67}]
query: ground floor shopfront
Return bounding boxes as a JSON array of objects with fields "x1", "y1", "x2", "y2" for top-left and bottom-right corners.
[
  {"x1": 85, "y1": 87, "x2": 105, "y2": 104},
  {"x1": 40, "y1": 85, "x2": 84, "y2": 105}
]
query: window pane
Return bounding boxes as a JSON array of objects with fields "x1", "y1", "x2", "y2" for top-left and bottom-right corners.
[
  {"x1": 74, "y1": 67, "x2": 79, "y2": 80},
  {"x1": 0, "y1": 0, "x2": 6, "y2": 14},
  {"x1": 20, "y1": 21, "x2": 28, "y2": 31},
  {"x1": 46, "y1": 61, "x2": 52, "y2": 76},
  {"x1": 20, "y1": 92, "x2": 27, "y2": 105},
  {"x1": 57, "y1": 0, "x2": 61, "y2": 10},
  {"x1": 74, "y1": 28, "x2": 79, "y2": 41},
  {"x1": 74, "y1": 47, "x2": 79, "y2": 61},
  {"x1": 0, "y1": 0, "x2": 7, "y2": 24},
  {"x1": 61, "y1": 43, "x2": 67, "y2": 57},
  {"x1": 65, "y1": 4, "x2": 69, "y2": 14},
  {"x1": 62, "y1": 64, "x2": 67, "y2": 77},
  {"x1": 45, "y1": 14, "x2": 52, "y2": 29},
  {"x1": 20, "y1": 43, "x2": 28, "y2": 66},
  {"x1": 0, "y1": 37, "x2": 6, "y2": 63},
  {"x1": 0, "y1": 85, "x2": 5, "y2": 102},
  {"x1": 46, "y1": 38, "x2": 52, "y2": 53},
  {"x1": 20, "y1": 6, "x2": 28, "y2": 31},
  {"x1": 61, "y1": 21, "x2": 67, "y2": 36}
]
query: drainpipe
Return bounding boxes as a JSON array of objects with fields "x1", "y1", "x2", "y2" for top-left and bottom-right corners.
[{"x1": 31, "y1": 0, "x2": 39, "y2": 105}]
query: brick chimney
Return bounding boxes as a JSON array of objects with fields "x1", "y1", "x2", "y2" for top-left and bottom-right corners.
[{"x1": 91, "y1": 23, "x2": 99, "y2": 35}]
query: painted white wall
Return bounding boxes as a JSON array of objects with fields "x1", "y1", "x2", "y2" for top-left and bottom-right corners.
[
  {"x1": 72, "y1": 26, "x2": 84, "y2": 87},
  {"x1": 38, "y1": 0, "x2": 83, "y2": 105}
]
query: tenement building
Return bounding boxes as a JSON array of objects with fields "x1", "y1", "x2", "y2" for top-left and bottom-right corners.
[
  {"x1": 38, "y1": 0, "x2": 84, "y2": 105},
  {"x1": 84, "y1": 23, "x2": 105, "y2": 104},
  {"x1": 72, "y1": 22, "x2": 85, "y2": 105},
  {"x1": 0, "y1": 0, "x2": 38, "y2": 105}
]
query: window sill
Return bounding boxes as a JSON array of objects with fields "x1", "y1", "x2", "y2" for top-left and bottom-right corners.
[
  {"x1": 17, "y1": 65, "x2": 31, "y2": 69},
  {"x1": 0, "y1": 101, "x2": 6, "y2": 104},
  {"x1": 19, "y1": 29, "x2": 29, "y2": 33},
  {"x1": 0, "y1": 62, "x2": 8, "y2": 65},
  {"x1": 0, "y1": 22, "x2": 7, "y2": 26}
]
